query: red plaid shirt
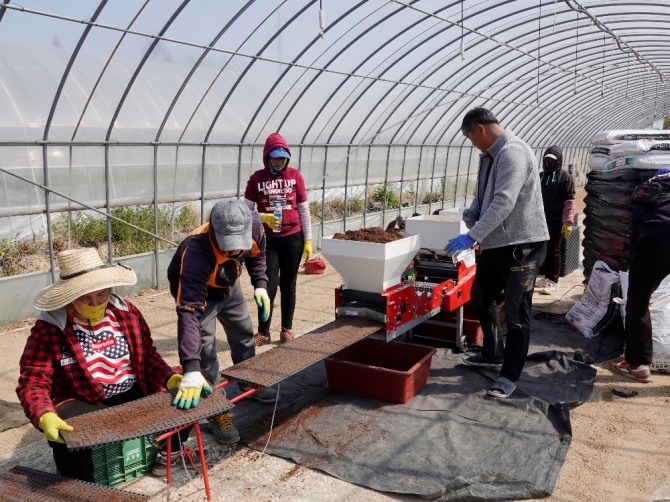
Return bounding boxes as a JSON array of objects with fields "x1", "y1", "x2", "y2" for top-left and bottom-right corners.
[{"x1": 16, "y1": 296, "x2": 174, "y2": 429}]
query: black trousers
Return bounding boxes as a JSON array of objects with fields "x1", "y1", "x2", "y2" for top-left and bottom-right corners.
[
  {"x1": 470, "y1": 241, "x2": 546, "y2": 382},
  {"x1": 539, "y1": 218, "x2": 562, "y2": 283},
  {"x1": 624, "y1": 233, "x2": 670, "y2": 366},
  {"x1": 258, "y1": 232, "x2": 304, "y2": 334},
  {"x1": 50, "y1": 384, "x2": 189, "y2": 482}
]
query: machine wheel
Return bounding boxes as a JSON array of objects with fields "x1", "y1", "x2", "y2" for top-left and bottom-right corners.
[{"x1": 453, "y1": 334, "x2": 468, "y2": 354}]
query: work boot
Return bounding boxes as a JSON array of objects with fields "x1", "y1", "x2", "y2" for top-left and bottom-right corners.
[
  {"x1": 207, "y1": 412, "x2": 240, "y2": 445},
  {"x1": 254, "y1": 331, "x2": 271, "y2": 347},
  {"x1": 239, "y1": 384, "x2": 279, "y2": 403},
  {"x1": 280, "y1": 327, "x2": 295, "y2": 343}
]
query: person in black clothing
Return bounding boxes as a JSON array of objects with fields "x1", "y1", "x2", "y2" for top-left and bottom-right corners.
[
  {"x1": 610, "y1": 167, "x2": 670, "y2": 383},
  {"x1": 537, "y1": 145, "x2": 575, "y2": 294}
]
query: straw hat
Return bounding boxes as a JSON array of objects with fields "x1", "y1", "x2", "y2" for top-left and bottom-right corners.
[{"x1": 34, "y1": 248, "x2": 137, "y2": 311}]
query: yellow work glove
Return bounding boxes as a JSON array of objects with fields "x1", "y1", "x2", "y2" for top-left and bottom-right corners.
[
  {"x1": 562, "y1": 223, "x2": 573, "y2": 240},
  {"x1": 302, "y1": 239, "x2": 313, "y2": 261},
  {"x1": 260, "y1": 213, "x2": 281, "y2": 231},
  {"x1": 166, "y1": 373, "x2": 183, "y2": 390},
  {"x1": 172, "y1": 371, "x2": 213, "y2": 410},
  {"x1": 254, "y1": 287, "x2": 271, "y2": 322},
  {"x1": 38, "y1": 411, "x2": 73, "y2": 443}
]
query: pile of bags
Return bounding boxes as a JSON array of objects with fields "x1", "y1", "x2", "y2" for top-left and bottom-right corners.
[
  {"x1": 567, "y1": 260, "x2": 670, "y2": 372},
  {"x1": 587, "y1": 129, "x2": 670, "y2": 171},
  {"x1": 576, "y1": 130, "x2": 670, "y2": 370},
  {"x1": 583, "y1": 129, "x2": 667, "y2": 276}
]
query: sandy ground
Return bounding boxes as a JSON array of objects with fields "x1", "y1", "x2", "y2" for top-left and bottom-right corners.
[{"x1": 1, "y1": 187, "x2": 669, "y2": 501}]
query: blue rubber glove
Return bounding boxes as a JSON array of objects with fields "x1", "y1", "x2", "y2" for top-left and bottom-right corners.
[{"x1": 445, "y1": 234, "x2": 476, "y2": 256}]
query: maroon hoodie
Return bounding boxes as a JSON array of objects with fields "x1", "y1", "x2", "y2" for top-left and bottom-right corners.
[{"x1": 244, "y1": 132, "x2": 308, "y2": 238}]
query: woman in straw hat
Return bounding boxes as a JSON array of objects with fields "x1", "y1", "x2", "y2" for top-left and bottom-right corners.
[{"x1": 16, "y1": 247, "x2": 194, "y2": 481}]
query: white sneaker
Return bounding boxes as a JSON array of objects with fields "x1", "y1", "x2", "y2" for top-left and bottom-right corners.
[{"x1": 539, "y1": 280, "x2": 557, "y2": 295}]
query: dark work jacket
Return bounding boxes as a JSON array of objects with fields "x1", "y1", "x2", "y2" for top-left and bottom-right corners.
[
  {"x1": 631, "y1": 177, "x2": 670, "y2": 247},
  {"x1": 540, "y1": 145, "x2": 575, "y2": 223},
  {"x1": 167, "y1": 217, "x2": 268, "y2": 372}
]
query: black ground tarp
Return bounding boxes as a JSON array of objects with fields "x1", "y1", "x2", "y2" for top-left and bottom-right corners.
[{"x1": 227, "y1": 313, "x2": 622, "y2": 501}]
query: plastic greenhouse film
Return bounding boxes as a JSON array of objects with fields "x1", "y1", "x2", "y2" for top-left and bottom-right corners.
[
  {"x1": 582, "y1": 237, "x2": 628, "y2": 271},
  {"x1": 582, "y1": 249, "x2": 625, "y2": 276},
  {"x1": 587, "y1": 168, "x2": 657, "y2": 183},
  {"x1": 582, "y1": 225, "x2": 629, "y2": 252},
  {"x1": 584, "y1": 192, "x2": 634, "y2": 211},
  {"x1": 583, "y1": 191, "x2": 636, "y2": 208},
  {"x1": 582, "y1": 212, "x2": 631, "y2": 236},
  {"x1": 585, "y1": 181, "x2": 643, "y2": 198},
  {"x1": 583, "y1": 204, "x2": 632, "y2": 226},
  {"x1": 584, "y1": 236, "x2": 631, "y2": 260}
]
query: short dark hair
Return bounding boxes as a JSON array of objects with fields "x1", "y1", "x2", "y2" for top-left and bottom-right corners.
[{"x1": 461, "y1": 107, "x2": 499, "y2": 136}]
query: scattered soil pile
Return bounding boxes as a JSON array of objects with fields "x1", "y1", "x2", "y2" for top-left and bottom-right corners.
[{"x1": 332, "y1": 227, "x2": 402, "y2": 243}]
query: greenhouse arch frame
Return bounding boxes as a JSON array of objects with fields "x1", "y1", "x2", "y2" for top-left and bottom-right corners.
[{"x1": 0, "y1": 0, "x2": 668, "y2": 321}]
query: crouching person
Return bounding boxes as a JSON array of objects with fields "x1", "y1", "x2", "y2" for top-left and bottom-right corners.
[
  {"x1": 167, "y1": 200, "x2": 278, "y2": 446},
  {"x1": 16, "y1": 248, "x2": 193, "y2": 481}
]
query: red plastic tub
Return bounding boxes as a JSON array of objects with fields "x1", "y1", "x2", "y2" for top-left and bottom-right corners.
[
  {"x1": 324, "y1": 338, "x2": 436, "y2": 404},
  {"x1": 414, "y1": 299, "x2": 505, "y2": 346}
]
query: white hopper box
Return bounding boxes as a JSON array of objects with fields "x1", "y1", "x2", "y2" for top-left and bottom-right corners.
[
  {"x1": 320, "y1": 234, "x2": 420, "y2": 293},
  {"x1": 405, "y1": 213, "x2": 467, "y2": 251}
]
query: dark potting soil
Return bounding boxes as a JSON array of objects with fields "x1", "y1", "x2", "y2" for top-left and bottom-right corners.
[{"x1": 332, "y1": 227, "x2": 402, "y2": 243}]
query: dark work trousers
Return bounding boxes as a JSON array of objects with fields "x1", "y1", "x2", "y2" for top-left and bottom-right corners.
[
  {"x1": 50, "y1": 384, "x2": 190, "y2": 482},
  {"x1": 624, "y1": 233, "x2": 670, "y2": 366},
  {"x1": 258, "y1": 232, "x2": 304, "y2": 334},
  {"x1": 539, "y1": 218, "x2": 562, "y2": 283},
  {"x1": 470, "y1": 241, "x2": 547, "y2": 382},
  {"x1": 200, "y1": 280, "x2": 255, "y2": 384}
]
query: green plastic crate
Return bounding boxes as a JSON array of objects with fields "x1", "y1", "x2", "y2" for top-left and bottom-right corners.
[{"x1": 92, "y1": 435, "x2": 159, "y2": 487}]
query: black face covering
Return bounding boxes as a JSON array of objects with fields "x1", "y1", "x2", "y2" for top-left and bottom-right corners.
[
  {"x1": 543, "y1": 158, "x2": 559, "y2": 173},
  {"x1": 269, "y1": 162, "x2": 287, "y2": 175}
]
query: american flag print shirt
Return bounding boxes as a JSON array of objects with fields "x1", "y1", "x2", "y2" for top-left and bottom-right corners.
[{"x1": 72, "y1": 311, "x2": 137, "y2": 398}]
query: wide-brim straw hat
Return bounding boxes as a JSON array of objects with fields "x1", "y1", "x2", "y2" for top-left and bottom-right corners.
[{"x1": 34, "y1": 247, "x2": 137, "y2": 311}]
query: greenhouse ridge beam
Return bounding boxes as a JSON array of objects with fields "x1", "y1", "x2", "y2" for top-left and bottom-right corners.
[
  {"x1": 4, "y1": 1, "x2": 667, "y2": 148},
  {"x1": 562, "y1": 0, "x2": 666, "y2": 81},
  {"x1": 0, "y1": 0, "x2": 668, "y2": 278}
]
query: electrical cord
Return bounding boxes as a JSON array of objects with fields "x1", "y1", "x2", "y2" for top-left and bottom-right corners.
[
  {"x1": 533, "y1": 283, "x2": 584, "y2": 312},
  {"x1": 257, "y1": 383, "x2": 281, "y2": 460}
]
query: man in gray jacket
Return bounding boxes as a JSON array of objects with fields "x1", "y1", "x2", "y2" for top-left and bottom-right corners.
[{"x1": 446, "y1": 107, "x2": 548, "y2": 398}]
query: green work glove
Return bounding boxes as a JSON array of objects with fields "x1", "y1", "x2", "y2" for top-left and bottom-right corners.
[
  {"x1": 562, "y1": 223, "x2": 573, "y2": 240},
  {"x1": 166, "y1": 373, "x2": 183, "y2": 390},
  {"x1": 260, "y1": 213, "x2": 281, "y2": 231},
  {"x1": 302, "y1": 239, "x2": 313, "y2": 262},
  {"x1": 38, "y1": 411, "x2": 73, "y2": 443},
  {"x1": 172, "y1": 371, "x2": 213, "y2": 409},
  {"x1": 254, "y1": 287, "x2": 271, "y2": 322}
]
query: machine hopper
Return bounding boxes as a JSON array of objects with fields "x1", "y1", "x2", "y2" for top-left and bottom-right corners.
[{"x1": 320, "y1": 234, "x2": 420, "y2": 293}]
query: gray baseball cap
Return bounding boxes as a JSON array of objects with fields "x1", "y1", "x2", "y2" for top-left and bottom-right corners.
[{"x1": 210, "y1": 200, "x2": 252, "y2": 251}]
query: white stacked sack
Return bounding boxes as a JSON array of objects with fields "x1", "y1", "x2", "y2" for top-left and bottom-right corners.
[
  {"x1": 566, "y1": 260, "x2": 620, "y2": 338},
  {"x1": 587, "y1": 129, "x2": 670, "y2": 172}
]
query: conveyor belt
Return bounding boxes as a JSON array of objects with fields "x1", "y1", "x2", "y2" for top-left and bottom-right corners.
[
  {"x1": 63, "y1": 388, "x2": 232, "y2": 450},
  {"x1": 221, "y1": 316, "x2": 382, "y2": 387},
  {"x1": 0, "y1": 466, "x2": 148, "y2": 502}
]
